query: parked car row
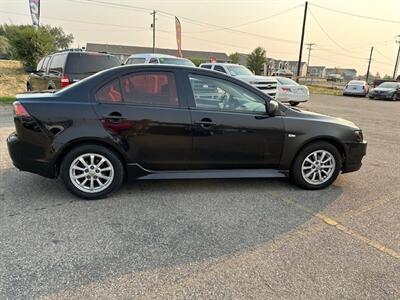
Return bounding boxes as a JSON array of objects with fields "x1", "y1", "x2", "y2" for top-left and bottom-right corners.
[
  {"x1": 343, "y1": 80, "x2": 400, "y2": 101},
  {"x1": 27, "y1": 50, "x2": 310, "y2": 106}
]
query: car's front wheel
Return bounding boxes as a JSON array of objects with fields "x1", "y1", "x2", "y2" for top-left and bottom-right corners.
[
  {"x1": 289, "y1": 101, "x2": 300, "y2": 106},
  {"x1": 60, "y1": 144, "x2": 124, "y2": 199},
  {"x1": 291, "y1": 141, "x2": 342, "y2": 190},
  {"x1": 392, "y1": 93, "x2": 398, "y2": 101}
]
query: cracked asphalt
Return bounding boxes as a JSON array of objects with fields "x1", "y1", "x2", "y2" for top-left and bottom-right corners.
[{"x1": 0, "y1": 95, "x2": 399, "y2": 299}]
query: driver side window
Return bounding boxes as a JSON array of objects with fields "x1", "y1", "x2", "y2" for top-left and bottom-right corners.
[{"x1": 189, "y1": 74, "x2": 266, "y2": 113}]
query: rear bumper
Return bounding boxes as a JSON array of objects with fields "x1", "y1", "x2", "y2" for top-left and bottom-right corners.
[
  {"x1": 342, "y1": 141, "x2": 367, "y2": 173},
  {"x1": 343, "y1": 91, "x2": 367, "y2": 96},
  {"x1": 7, "y1": 133, "x2": 56, "y2": 178}
]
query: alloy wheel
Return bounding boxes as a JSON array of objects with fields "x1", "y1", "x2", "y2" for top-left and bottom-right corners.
[
  {"x1": 301, "y1": 150, "x2": 336, "y2": 185},
  {"x1": 69, "y1": 153, "x2": 114, "y2": 193}
]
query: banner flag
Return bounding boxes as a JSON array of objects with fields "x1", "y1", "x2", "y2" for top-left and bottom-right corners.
[
  {"x1": 175, "y1": 17, "x2": 183, "y2": 58},
  {"x1": 29, "y1": 0, "x2": 40, "y2": 27}
]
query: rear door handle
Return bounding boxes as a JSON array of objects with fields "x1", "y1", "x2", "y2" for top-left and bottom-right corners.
[
  {"x1": 103, "y1": 113, "x2": 127, "y2": 121},
  {"x1": 194, "y1": 119, "x2": 216, "y2": 127}
]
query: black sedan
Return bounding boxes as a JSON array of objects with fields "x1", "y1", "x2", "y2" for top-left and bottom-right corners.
[
  {"x1": 7, "y1": 65, "x2": 367, "y2": 199},
  {"x1": 368, "y1": 81, "x2": 400, "y2": 100}
]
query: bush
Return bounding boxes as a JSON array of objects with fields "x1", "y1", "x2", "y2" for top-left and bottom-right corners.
[
  {"x1": 189, "y1": 57, "x2": 205, "y2": 67},
  {"x1": 5, "y1": 25, "x2": 56, "y2": 70}
]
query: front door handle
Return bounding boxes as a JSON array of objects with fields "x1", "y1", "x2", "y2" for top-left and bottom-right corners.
[{"x1": 194, "y1": 118, "x2": 216, "y2": 127}]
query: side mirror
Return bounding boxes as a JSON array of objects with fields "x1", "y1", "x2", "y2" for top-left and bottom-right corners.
[{"x1": 267, "y1": 100, "x2": 279, "y2": 115}]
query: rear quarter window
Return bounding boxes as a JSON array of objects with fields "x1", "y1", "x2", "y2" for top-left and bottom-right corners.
[
  {"x1": 49, "y1": 53, "x2": 67, "y2": 74},
  {"x1": 65, "y1": 53, "x2": 121, "y2": 74}
]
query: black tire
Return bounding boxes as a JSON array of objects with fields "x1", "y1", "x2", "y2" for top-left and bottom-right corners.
[
  {"x1": 392, "y1": 93, "x2": 397, "y2": 101},
  {"x1": 368, "y1": 96, "x2": 374, "y2": 99},
  {"x1": 289, "y1": 101, "x2": 300, "y2": 106},
  {"x1": 60, "y1": 144, "x2": 124, "y2": 200},
  {"x1": 290, "y1": 141, "x2": 342, "y2": 190},
  {"x1": 27, "y1": 83, "x2": 31, "y2": 92}
]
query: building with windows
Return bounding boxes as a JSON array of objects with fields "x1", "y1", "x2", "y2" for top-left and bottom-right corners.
[
  {"x1": 86, "y1": 43, "x2": 230, "y2": 64},
  {"x1": 307, "y1": 66, "x2": 326, "y2": 78}
]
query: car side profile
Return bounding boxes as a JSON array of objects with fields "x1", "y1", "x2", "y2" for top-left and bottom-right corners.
[
  {"x1": 8, "y1": 65, "x2": 367, "y2": 199},
  {"x1": 27, "y1": 50, "x2": 121, "y2": 91},
  {"x1": 368, "y1": 81, "x2": 400, "y2": 100}
]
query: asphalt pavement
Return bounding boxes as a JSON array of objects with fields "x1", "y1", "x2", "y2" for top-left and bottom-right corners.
[{"x1": 0, "y1": 95, "x2": 399, "y2": 299}]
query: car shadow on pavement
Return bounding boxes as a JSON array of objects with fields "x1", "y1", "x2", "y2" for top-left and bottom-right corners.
[{"x1": 1, "y1": 168, "x2": 343, "y2": 298}]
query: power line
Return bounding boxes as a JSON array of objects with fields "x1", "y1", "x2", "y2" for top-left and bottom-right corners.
[
  {"x1": 309, "y1": 3, "x2": 400, "y2": 24},
  {"x1": 68, "y1": 0, "x2": 300, "y2": 45},
  {"x1": 184, "y1": 4, "x2": 302, "y2": 34},
  {"x1": 308, "y1": 8, "x2": 349, "y2": 52},
  {"x1": 0, "y1": 9, "x2": 149, "y2": 30},
  {"x1": 374, "y1": 48, "x2": 393, "y2": 62}
]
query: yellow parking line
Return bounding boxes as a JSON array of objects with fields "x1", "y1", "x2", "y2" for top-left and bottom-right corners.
[{"x1": 275, "y1": 194, "x2": 400, "y2": 260}]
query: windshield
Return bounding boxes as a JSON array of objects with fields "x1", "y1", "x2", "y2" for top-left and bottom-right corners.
[
  {"x1": 276, "y1": 77, "x2": 298, "y2": 85},
  {"x1": 226, "y1": 65, "x2": 253, "y2": 76},
  {"x1": 158, "y1": 57, "x2": 195, "y2": 66},
  {"x1": 378, "y1": 82, "x2": 399, "y2": 89}
]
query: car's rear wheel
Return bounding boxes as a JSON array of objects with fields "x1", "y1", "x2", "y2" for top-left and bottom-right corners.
[
  {"x1": 291, "y1": 141, "x2": 342, "y2": 190},
  {"x1": 289, "y1": 101, "x2": 299, "y2": 106},
  {"x1": 60, "y1": 144, "x2": 124, "y2": 199}
]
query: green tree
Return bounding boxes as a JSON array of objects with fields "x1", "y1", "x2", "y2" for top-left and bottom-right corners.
[
  {"x1": 44, "y1": 25, "x2": 74, "y2": 50},
  {"x1": 5, "y1": 25, "x2": 56, "y2": 69},
  {"x1": 383, "y1": 74, "x2": 392, "y2": 80},
  {"x1": 229, "y1": 52, "x2": 240, "y2": 64},
  {"x1": 246, "y1": 47, "x2": 266, "y2": 75},
  {"x1": 189, "y1": 57, "x2": 205, "y2": 67}
]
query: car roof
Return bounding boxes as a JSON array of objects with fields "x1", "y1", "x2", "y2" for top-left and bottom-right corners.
[
  {"x1": 127, "y1": 53, "x2": 181, "y2": 59},
  {"x1": 200, "y1": 63, "x2": 241, "y2": 66}
]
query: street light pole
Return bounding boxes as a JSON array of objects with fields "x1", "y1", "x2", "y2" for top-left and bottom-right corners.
[
  {"x1": 151, "y1": 10, "x2": 156, "y2": 53},
  {"x1": 366, "y1": 46, "x2": 373, "y2": 84},
  {"x1": 305, "y1": 42, "x2": 315, "y2": 80},
  {"x1": 393, "y1": 35, "x2": 400, "y2": 79},
  {"x1": 296, "y1": 1, "x2": 308, "y2": 82}
]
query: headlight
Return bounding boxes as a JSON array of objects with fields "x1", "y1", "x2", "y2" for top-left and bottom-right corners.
[{"x1": 354, "y1": 130, "x2": 363, "y2": 142}]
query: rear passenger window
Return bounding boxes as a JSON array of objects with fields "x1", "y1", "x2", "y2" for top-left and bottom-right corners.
[
  {"x1": 95, "y1": 79, "x2": 122, "y2": 103},
  {"x1": 121, "y1": 72, "x2": 179, "y2": 107},
  {"x1": 201, "y1": 65, "x2": 212, "y2": 69},
  {"x1": 213, "y1": 65, "x2": 226, "y2": 73}
]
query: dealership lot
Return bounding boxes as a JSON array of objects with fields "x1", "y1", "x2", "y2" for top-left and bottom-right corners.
[{"x1": 0, "y1": 95, "x2": 399, "y2": 299}]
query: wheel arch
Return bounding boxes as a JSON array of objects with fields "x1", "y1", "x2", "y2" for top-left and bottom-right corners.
[
  {"x1": 289, "y1": 136, "x2": 346, "y2": 170},
  {"x1": 54, "y1": 138, "x2": 128, "y2": 177}
]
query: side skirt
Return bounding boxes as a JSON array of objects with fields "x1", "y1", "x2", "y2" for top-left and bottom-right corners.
[{"x1": 127, "y1": 163, "x2": 288, "y2": 181}]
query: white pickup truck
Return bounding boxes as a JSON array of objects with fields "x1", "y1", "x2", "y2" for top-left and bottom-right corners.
[{"x1": 199, "y1": 63, "x2": 278, "y2": 98}]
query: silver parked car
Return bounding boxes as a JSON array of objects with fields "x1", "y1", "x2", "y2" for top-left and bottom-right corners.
[
  {"x1": 125, "y1": 53, "x2": 195, "y2": 67},
  {"x1": 275, "y1": 77, "x2": 309, "y2": 106},
  {"x1": 343, "y1": 80, "x2": 369, "y2": 97}
]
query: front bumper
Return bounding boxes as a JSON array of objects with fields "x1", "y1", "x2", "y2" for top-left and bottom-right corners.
[
  {"x1": 369, "y1": 93, "x2": 393, "y2": 99},
  {"x1": 342, "y1": 141, "x2": 367, "y2": 173},
  {"x1": 7, "y1": 132, "x2": 56, "y2": 178}
]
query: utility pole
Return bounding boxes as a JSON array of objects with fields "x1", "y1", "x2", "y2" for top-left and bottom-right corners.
[
  {"x1": 305, "y1": 42, "x2": 315, "y2": 80},
  {"x1": 151, "y1": 10, "x2": 156, "y2": 53},
  {"x1": 393, "y1": 35, "x2": 400, "y2": 79},
  {"x1": 296, "y1": 1, "x2": 308, "y2": 82},
  {"x1": 366, "y1": 46, "x2": 373, "y2": 84}
]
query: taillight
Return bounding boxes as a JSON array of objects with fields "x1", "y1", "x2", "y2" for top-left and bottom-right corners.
[
  {"x1": 13, "y1": 102, "x2": 30, "y2": 117},
  {"x1": 61, "y1": 75, "x2": 70, "y2": 88}
]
